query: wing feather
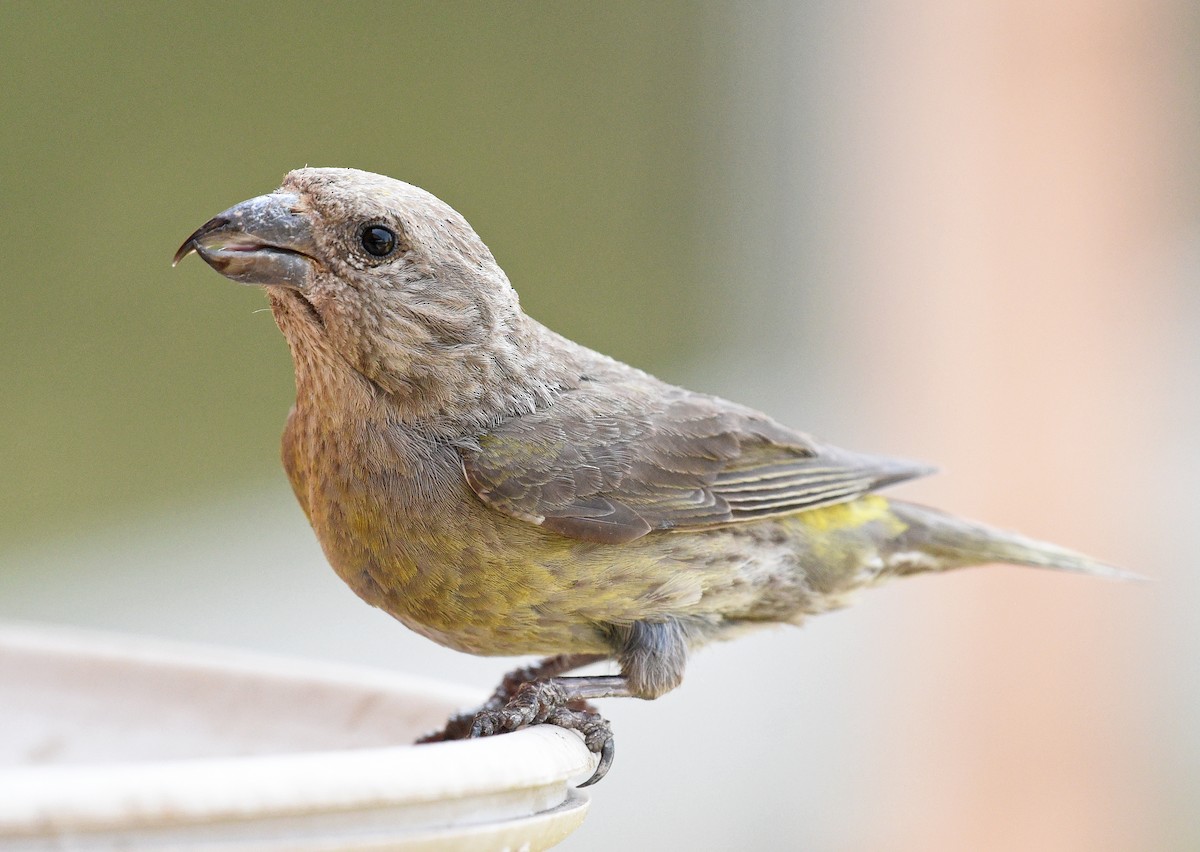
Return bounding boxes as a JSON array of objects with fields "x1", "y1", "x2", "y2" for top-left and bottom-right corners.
[{"x1": 461, "y1": 385, "x2": 931, "y2": 544}]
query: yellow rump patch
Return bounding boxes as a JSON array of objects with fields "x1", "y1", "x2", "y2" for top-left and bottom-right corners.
[{"x1": 795, "y1": 495, "x2": 907, "y2": 535}]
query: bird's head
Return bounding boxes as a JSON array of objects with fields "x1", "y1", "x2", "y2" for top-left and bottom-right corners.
[{"x1": 175, "y1": 168, "x2": 538, "y2": 414}]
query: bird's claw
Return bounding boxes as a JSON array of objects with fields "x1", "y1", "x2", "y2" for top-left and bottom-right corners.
[
  {"x1": 550, "y1": 707, "x2": 614, "y2": 787},
  {"x1": 577, "y1": 734, "x2": 615, "y2": 787},
  {"x1": 464, "y1": 680, "x2": 616, "y2": 786}
]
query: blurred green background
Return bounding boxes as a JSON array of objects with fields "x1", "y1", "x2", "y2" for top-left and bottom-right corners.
[
  {"x1": 4, "y1": 3, "x2": 1199, "y2": 850},
  {"x1": 0, "y1": 3, "x2": 756, "y2": 549}
]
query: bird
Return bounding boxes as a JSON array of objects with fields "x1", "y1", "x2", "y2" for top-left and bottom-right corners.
[{"x1": 174, "y1": 167, "x2": 1132, "y2": 786}]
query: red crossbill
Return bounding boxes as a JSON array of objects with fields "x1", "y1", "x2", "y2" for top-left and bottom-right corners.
[{"x1": 175, "y1": 168, "x2": 1130, "y2": 785}]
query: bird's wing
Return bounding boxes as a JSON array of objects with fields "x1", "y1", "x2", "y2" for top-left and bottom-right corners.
[{"x1": 460, "y1": 387, "x2": 931, "y2": 544}]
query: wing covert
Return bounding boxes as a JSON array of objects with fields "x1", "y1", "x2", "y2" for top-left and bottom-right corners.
[{"x1": 460, "y1": 388, "x2": 930, "y2": 544}]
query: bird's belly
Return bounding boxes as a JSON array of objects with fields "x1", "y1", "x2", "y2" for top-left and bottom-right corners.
[
  {"x1": 307, "y1": 480, "x2": 622, "y2": 656},
  {"x1": 311, "y1": 491, "x2": 869, "y2": 655},
  {"x1": 290, "y1": 420, "x2": 903, "y2": 657}
]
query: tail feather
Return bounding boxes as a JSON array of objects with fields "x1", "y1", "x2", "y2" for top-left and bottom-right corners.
[{"x1": 886, "y1": 500, "x2": 1143, "y2": 582}]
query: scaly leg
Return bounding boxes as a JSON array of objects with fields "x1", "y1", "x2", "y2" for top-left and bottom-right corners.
[
  {"x1": 419, "y1": 619, "x2": 690, "y2": 786},
  {"x1": 417, "y1": 655, "x2": 625, "y2": 786},
  {"x1": 417, "y1": 653, "x2": 605, "y2": 743},
  {"x1": 470, "y1": 674, "x2": 631, "y2": 786}
]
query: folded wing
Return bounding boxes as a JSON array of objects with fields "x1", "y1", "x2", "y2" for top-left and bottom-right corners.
[{"x1": 461, "y1": 387, "x2": 931, "y2": 544}]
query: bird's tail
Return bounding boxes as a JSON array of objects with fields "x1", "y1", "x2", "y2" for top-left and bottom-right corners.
[{"x1": 883, "y1": 500, "x2": 1141, "y2": 582}]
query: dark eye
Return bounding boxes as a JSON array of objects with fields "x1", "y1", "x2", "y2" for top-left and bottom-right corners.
[{"x1": 360, "y1": 225, "x2": 397, "y2": 257}]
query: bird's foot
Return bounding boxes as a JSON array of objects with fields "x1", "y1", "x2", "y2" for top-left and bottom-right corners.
[
  {"x1": 415, "y1": 656, "x2": 623, "y2": 786},
  {"x1": 415, "y1": 708, "x2": 478, "y2": 744},
  {"x1": 416, "y1": 653, "x2": 602, "y2": 744},
  {"x1": 468, "y1": 680, "x2": 615, "y2": 787}
]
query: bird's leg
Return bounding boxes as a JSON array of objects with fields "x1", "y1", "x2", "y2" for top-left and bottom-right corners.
[
  {"x1": 417, "y1": 653, "x2": 606, "y2": 744},
  {"x1": 419, "y1": 620, "x2": 688, "y2": 786},
  {"x1": 469, "y1": 674, "x2": 632, "y2": 787}
]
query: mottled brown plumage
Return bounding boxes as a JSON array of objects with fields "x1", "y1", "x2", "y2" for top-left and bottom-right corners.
[{"x1": 175, "y1": 168, "x2": 1130, "y2": 784}]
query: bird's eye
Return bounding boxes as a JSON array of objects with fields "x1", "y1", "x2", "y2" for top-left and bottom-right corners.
[{"x1": 360, "y1": 225, "x2": 397, "y2": 258}]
